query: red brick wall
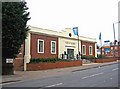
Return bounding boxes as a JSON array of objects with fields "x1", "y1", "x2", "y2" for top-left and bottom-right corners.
[
  {"x1": 14, "y1": 43, "x2": 25, "y2": 71},
  {"x1": 118, "y1": 46, "x2": 120, "y2": 58},
  {"x1": 14, "y1": 58, "x2": 23, "y2": 71},
  {"x1": 27, "y1": 60, "x2": 82, "y2": 71},
  {"x1": 81, "y1": 41, "x2": 95, "y2": 56},
  {"x1": 31, "y1": 33, "x2": 58, "y2": 59}
]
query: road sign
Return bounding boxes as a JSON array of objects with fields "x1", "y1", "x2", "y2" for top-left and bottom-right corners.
[{"x1": 6, "y1": 58, "x2": 13, "y2": 63}]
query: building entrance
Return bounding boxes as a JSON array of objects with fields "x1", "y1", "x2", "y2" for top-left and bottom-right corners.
[{"x1": 67, "y1": 49, "x2": 74, "y2": 60}]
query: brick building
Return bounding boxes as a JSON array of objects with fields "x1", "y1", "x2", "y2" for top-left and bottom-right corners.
[
  {"x1": 14, "y1": 26, "x2": 97, "y2": 70},
  {"x1": 101, "y1": 42, "x2": 120, "y2": 58}
]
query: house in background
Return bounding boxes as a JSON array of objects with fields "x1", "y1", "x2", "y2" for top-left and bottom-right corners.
[
  {"x1": 101, "y1": 41, "x2": 120, "y2": 57},
  {"x1": 14, "y1": 26, "x2": 97, "y2": 71}
]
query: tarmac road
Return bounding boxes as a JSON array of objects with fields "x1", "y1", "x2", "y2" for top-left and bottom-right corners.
[{"x1": 2, "y1": 62, "x2": 119, "y2": 88}]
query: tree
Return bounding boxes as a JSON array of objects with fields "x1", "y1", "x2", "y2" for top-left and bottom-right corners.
[{"x1": 2, "y1": 1, "x2": 30, "y2": 75}]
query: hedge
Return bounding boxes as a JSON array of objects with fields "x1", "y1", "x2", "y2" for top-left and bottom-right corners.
[{"x1": 30, "y1": 58, "x2": 72, "y2": 63}]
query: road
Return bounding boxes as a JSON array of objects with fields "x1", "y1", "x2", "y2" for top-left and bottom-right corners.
[{"x1": 2, "y1": 63, "x2": 119, "y2": 88}]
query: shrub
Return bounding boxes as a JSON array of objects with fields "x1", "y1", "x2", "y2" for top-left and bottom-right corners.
[
  {"x1": 30, "y1": 58, "x2": 72, "y2": 63},
  {"x1": 97, "y1": 54, "x2": 108, "y2": 59},
  {"x1": 30, "y1": 58, "x2": 41, "y2": 63},
  {"x1": 81, "y1": 55, "x2": 96, "y2": 60}
]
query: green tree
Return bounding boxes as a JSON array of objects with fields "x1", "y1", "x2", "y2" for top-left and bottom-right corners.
[{"x1": 2, "y1": 1, "x2": 30, "y2": 75}]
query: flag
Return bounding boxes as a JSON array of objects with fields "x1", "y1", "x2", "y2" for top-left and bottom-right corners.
[
  {"x1": 99, "y1": 32, "x2": 101, "y2": 40},
  {"x1": 73, "y1": 27, "x2": 78, "y2": 36}
]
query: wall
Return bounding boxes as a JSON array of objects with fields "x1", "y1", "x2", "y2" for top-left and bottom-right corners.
[
  {"x1": 58, "y1": 37, "x2": 79, "y2": 59},
  {"x1": 14, "y1": 58, "x2": 23, "y2": 71},
  {"x1": 14, "y1": 43, "x2": 25, "y2": 71},
  {"x1": 27, "y1": 60, "x2": 82, "y2": 71},
  {"x1": 118, "y1": 46, "x2": 120, "y2": 59},
  {"x1": 81, "y1": 41, "x2": 95, "y2": 56},
  {"x1": 95, "y1": 57, "x2": 117, "y2": 63},
  {"x1": 30, "y1": 33, "x2": 58, "y2": 59}
]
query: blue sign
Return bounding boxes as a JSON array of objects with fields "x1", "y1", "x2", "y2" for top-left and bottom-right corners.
[{"x1": 104, "y1": 48, "x2": 110, "y2": 52}]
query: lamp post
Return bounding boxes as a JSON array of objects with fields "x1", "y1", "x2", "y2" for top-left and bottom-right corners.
[{"x1": 113, "y1": 21, "x2": 120, "y2": 57}]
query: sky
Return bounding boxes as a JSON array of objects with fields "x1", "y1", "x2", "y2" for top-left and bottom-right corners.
[{"x1": 25, "y1": 0, "x2": 119, "y2": 46}]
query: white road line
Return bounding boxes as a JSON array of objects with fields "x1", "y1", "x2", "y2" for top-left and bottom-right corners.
[
  {"x1": 112, "y1": 68, "x2": 118, "y2": 71},
  {"x1": 81, "y1": 72, "x2": 104, "y2": 79},
  {"x1": 46, "y1": 83, "x2": 63, "y2": 87}
]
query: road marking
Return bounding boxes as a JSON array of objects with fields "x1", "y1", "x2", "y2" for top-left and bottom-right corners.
[
  {"x1": 46, "y1": 83, "x2": 63, "y2": 87},
  {"x1": 112, "y1": 68, "x2": 118, "y2": 71},
  {"x1": 81, "y1": 72, "x2": 104, "y2": 79}
]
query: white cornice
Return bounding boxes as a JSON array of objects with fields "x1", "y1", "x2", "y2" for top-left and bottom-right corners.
[{"x1": 28, "y1": 25, "x2": 96, "y2": 43}]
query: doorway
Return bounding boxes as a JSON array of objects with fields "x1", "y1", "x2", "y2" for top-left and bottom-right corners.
[{"x1": 67, "y1": 49, "x2": 74, "y2": 60}]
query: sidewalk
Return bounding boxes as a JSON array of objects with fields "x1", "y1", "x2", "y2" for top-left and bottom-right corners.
[{"x1": 2, "y1": 61, "x2": 119, "y2": 84}]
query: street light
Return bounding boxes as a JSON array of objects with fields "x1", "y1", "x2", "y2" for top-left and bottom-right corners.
[
  {"x1": 113, "y1": 21, "x2": 120, "y2": 57},
  {"x1": 113, "y1": 21, "x2": 120, "y2": 42}
]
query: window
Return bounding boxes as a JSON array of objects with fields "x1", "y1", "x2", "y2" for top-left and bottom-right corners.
[
  {"x1": 115, "y1": 46, "x2": 117, "y2": 50},
  {"x1": 89, "y1": 46, "x2": 92, "y2": 55},
  {"x1": 38, "y1": 39, "x2": 44, "y2": 53},
  {"x1": 51, "y1": 41, "x2": 56, "y2": 54},
  {"x1": 111, "y1": 47, "x2": 113, "y2": 50},
  {"x1": 82, "y1": 45, "x2": 86, "y2": 55}
]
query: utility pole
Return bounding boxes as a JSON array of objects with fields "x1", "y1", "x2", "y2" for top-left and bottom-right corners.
[{"x1": 113, "y1": 21, "x2": 120, "y2": 57}]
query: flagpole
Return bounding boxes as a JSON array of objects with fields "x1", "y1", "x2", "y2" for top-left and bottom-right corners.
[
  {"x1": 99, "y1": 32, "x2": 102, "y2": 58},
  {"x1": 100, "y1": 39, "x2": 102, "y2": 58},
  {"x1": 73, "y1": 27, "x2": 80, "y2": 60},
  {"x1": 78, "y1": 34, "x2": 80, "y2": 60}
]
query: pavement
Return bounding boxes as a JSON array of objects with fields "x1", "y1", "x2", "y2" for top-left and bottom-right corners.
[{"x1": 1, "y1": 60, "x2": 119, "y2": 84}]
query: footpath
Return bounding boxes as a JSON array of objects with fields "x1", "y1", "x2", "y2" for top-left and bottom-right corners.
[{"x1": 1, "y1": 60, "x2": 119, "y2": 84}]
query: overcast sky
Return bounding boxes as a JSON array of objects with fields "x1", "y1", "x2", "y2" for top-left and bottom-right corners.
[{"x1": 25, "y1": 0, "x2": 119, "y2": 46}]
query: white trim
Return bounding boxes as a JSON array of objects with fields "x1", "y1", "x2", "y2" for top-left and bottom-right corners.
[
  {"x1": 51, "y1": 41, "x2": 56, "y2": 54},
  {"x1": 38, "y1": 39, "x2": 44, "y2": 53},
  {"x1": 29, "y1": 26, "x2": 96, "y2": 43},
  {"x1": 24, "y1": 32, "x2": 31, "y2": 71},
  {"x1": 89, "y1": 46, "x2": 93, "y2": 55},
  {"x1": 95, "y1": 43, "x2": 97, "y2": 57},
  {"x1": 111, "y1": 47, "x2": 113, "y2": 50},
  {"x1": 82, "y1": 45, "x2": 86, "y2": 55}
]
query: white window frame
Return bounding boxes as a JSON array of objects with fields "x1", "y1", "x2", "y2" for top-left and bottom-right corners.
[
  {"x1": 51, "y1": 41, "x2": 56, "y2": 54},
  {"x1": 38, "y1": 39, "x2": 44, "y2": 53},
  {"x1": 115, "y1": 46, "x2": 117, "y2": 50},
  {"x1": 89, "y1": 46, "x2": 93, "y2": 55},
  {"x1": 82, "y1": 45, "x2": 86, "y2": 55},
  {"x1": 111, "y1": 47, "x2": 113, "y2": 50}
]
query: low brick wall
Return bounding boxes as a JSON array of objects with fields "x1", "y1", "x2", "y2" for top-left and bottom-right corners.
[
  {"x1": 27, "y1": 60, "x2": 82, "y2": 71},
  {"x1": 94, "y1": 57, "x2": 118, "y2": 63},
  {"x1": 14, "y1": 58, "x2": 23, "y2": 71}
]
